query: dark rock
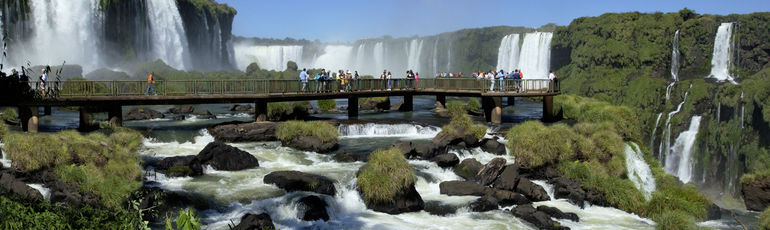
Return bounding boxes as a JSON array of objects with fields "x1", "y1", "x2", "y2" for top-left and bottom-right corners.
[
  {"x1": 469, "y1": 195, "x2": 498, "y2": 212},
  {"x1": 167, "y1": 105, "x2": 194, "y2": 114},
  {"x1": 363, "y1": 183, "x2": 424, "y2": 214},
  {"x1": 474, "y1": 158, "x2": 507, "y2": 186},
  {"x1": 124, "y1": 108, "x2": 164, "y2": 121},
  {"x1": 550, "y1": 176, "x2": 586, "y2": 207},
  {"x1": 393, "y1": 141, "x2": 417, "y2": 158},
  {"x1": 492, "y1": 165, "x2": 520, "y2": 191},
  {"x1": 0, "y1": 173, "x2": 43, "y2": 200},
  {"x1": 263, "y1": 171, "x2": 336, "y2": 196},
  {"x1": 172, "y1": 115, "x2": 186, "y2": 121},
  {"x1": 584, "y1": 187, "x2": 609, "y2": 207},
  {"x1": 334, "y1": 151, "x2": 365, "y2": 162},
  {"x1": 297, "y1": 195, "x2": 329, "y2": 221},
  {"x1": 414, "y1": 143, "x2": 447, "y2": 159},
  {"x1": 390, "y1": 100, "x2": 403, "y2": 111},
  {"x1": 522, "y1": 165, "x2": 563, "y2": 181},
  {"x1": 207, "y1": 121, "x2": 278, "y2": 142},
  {"x1": 439, "y1": 180, "x2": 489, "y2": 196},
  {"x1": 432, "y1": 130, "x2": 464, "y2": 147},
  {"x1": 360, "y1": 97, "x2": 391, "y2": 111},
  {"x1": 193, "y1": 109, "x2": 216, "y2": 119},
  {"x1": 537, "y1": 205, "x2": 580, "y2": 222},
  {"x1": 431, "y1": 153, "x2": 459, "y2": 168},
  {"x1": 707, "y1": 203, "x2": 722, "y2": 220},
  {"x1": 485, "y1": 189, "x2": 530, "y2": 206},
  {"x1": 515, "y1": 178, "x2": 550, "y2": 202},
  {"x1": 512, "y1": 204, "x2": 569, "y2": 230},
  {"x1": 155, "y1": 155, "x2": 203, "y2": 177},
  {"x1": 197, "y1": 141, "x2": 259, "y2": 171},
  {"x1": 742, "y1": 178, "x2": 770, "y2": 211},
  {"x1": 453, "y1": 158, "x2": 483, "y2": 180},
  {"x1": 430, "y1": 102, "x2": 450, "y2": 118},
  {"x1": 282, "y1": 135, "x2": 339, "y2": 153},
  {"x1": 230, "y1": 104, "x2": 253, "y2": 111},
  {"x1": 233, "y1": 213, "x2": 275, "y2": 230},
  {"x1": 480, "y1": 138, "x2": 507, "y2": 155}
]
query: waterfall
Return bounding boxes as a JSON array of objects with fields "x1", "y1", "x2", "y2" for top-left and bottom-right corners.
[
  {"x1": 517, "y1": 32, "x2": 553, "y2": 79},
  {"x1": 671, "y1": 30, "x2": 681, "y2": 82},
  {"x1": 446, "y1": 41, "x2": 452, "y2": 72},
  {"x1": 355, "y1": 43, "x2": 366, "y2": 72},
  {"x1": 312, "y1": 45, "x2": 353, "y2": 72},
  {"x1": 373, "y1": 42, "x2": 384, "y2": 73},
  {"x1": 337, "y1": 124, "x2": 441, "y2": 138},
  {"x1": 406, "y1": 39, "x2": 424, "y2": 72},
  {"x1": 147, "y1": 0, "x2": 191, "y2": 70},
  {"x1": 432, "y1": 39, "x2": 439, "y2": 74},
  {"x1": 496, "y1": 34, "x2": 521, "y2": 72},
  {"x1": 660, "y1": 83, "x2": 692, "y2": 162},
  {"x1": 740, "y1": 91, "x2": 745, "y2": 128},
  {"x1": 27, "y1": 0, "x2": 102, "y2": 71},
  {"x1": 650, "y1": 113, "x2": 663, "y2": 152},
  {"x1": 233, "y1": 45, "x2": 303, "y2": 71},
  {"x1": 708, "y1": 23, "x2": 736, "y2": 83},
  {"x1": 625, "y1": 142, "x2": 656, "y2": 200},
  {"x1": 665, "y1": 116, "x2": 702, "y2": 184}
]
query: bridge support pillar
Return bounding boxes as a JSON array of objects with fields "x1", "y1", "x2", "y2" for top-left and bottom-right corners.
[
  {"x1": 399, "y1": 95, "x2": 413, "y2": 112},
  {"x1": 348, "y1": 96, "x2": 359, "y2": 119},
  {"x1": 18, "y1": 107, "x2": 38, "y2": 133},
  {"x1": 436, "y1": 95, "x2": 446, "y2": 108},
  {"x1": 107, "y1": 105, "x2": 122, "y2": 127},
  {"x1": 482, "y1": 97, "x2": 502, "y2": 124},
  {"x1": 507, "y1": 96, "x2": 515, "y2": 106},
  {"x1": 255, "y1": 100, "x2": 267, "y2": 122},
  {"x1": 79, "y1": 107, "x2": 94, "y2": 132},
  {"x1": 44, "y1": 106, "x2": 52, "y2": 115},
  {"x1": 542, "y1": 95, "x2": 555, "y2": 122}
]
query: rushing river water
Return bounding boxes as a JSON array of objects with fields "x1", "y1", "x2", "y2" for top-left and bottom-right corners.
[{"x1": 16, "y1": 96, "x2": 756, "y2": 229}]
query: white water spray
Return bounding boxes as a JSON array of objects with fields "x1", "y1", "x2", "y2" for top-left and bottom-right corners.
[
  {"x1": 233, "y1": 45, "x2": 303, "y2": 71},
  {"x1": 517, "y1": 32, "x2": 552, "y2": 79},
  {"x1": 27, "y1": 0, "x2": 102, "y2": 71},
  {"x1": 337, "y1": 124, "x2": 440, "y2": 138},
  {"x1": 407, "y1": 39, "x2": 424, "y2": 71},
  {"x1": 147, "y1": 0, "x2": 192, "y2": 70},
  {"x1": 496, "y1": 34, "x2": 521, "y2": 72},
  {"x1": 708, "y1": 23, "x2": 736, "y2": 83},
  {"x1": 665, "y1": 116, "x2": 702, "y2": 184},
  {"x1": 625, "y1": 142, "x2": 656, "y2": 200}
]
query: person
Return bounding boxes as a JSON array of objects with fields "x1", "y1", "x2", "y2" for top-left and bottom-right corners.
[
  {"x1": 40, "y1": 68, "x2": 47, "y2": 94},
  {"x1": 299, "y1": 68, "x2": 308, "y2": 92},
  {"x1": 145, "y1": 71, "x2": 157, "y2": 96},
  {"x1": 498, "y1": 70, "x2": 505, "y2": 91},
  {"x1": 315, "y1": 70, "x2": 322, "y2": 93},
  {"x1": 487, "y1": 71, "x2": 495, "y2": 91},
  {"x1": 414, "y1": 72, "x2": 419, "y2": 89},
  {"x1": 386, "y1": 71, "x2": 392, "y2": 90},
  {"x1": 353, "y1": 71, "x2": 360, "y2": 91},
  {"x1": 380, "y1": 70, "x2": 387, "y2": 89},
  {"x1": 549, "y1": 70, "x2": 558, "y2": 92},
  {"x1": 10, "y1": 69, "x2": 19, "y2": 81},
  {"x1": 512, "y1": 69, "x2": 521, "y2": 92},
  {"x1": 405, "y1": 70, "x2": 413, "y2": 89}
]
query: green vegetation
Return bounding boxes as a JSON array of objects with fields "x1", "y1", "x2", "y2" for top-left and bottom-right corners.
[
  {"x1": 651, "y1": 210, "x2": 696, "y2": 230},
  {"x1": 165, "y1": 208, "x2": 201, "y2": 230},
  {"x1": 760, "y1": 207, "x2": 770, "y2": 230},
  {"x1": 440, "y1": 101, "x2": 488, "y2": 140},
  {"x1": 267, "y1": 101, "x2": 309, "y2": 121},
  {"x1": 357, "y1": 147, "x2": 415, "y2": 204},
  {"x1": 554, "y1": 94, "x2": 641, "y2": 141},
  {"x1": 559, "y1": 160, "x2": 645, "y2": 213},
  {"x1": 275, "y1": 121, "x2": 338, "y2": 143},
  {"x1": 740, "y1": 169, "x2": 770, "y2": 185},
  {"x1": 0, "y1": 195, "x2": 147, "y2": 229},
  {"x1": 317, "y1": 99, "x2": 337, "y2": 111},
  {"x1": 1, "y1": 107, "x2": 17, "y2": 121}
]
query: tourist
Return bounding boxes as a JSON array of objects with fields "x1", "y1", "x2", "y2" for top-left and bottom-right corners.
[
  {"x1": 513, "y1": 69, "x2": 521, "y2": 92},
  {"x1": 40, "y1": 68, "x2": 47, "y2": 94},
  {"x1": 145, "y1": 72, "x2": 157, "y2": 96},
  {"x1": 405, "y1": 70, "x2": 413, "y2": 89},
  {"x1": 315, "y1": 70, "x2": 322, "y2": 93},
  {"x1": 387, "y1": 71, "x2": 392, "y2": 90},
  {"x1": 487, "y1": 71, "x2": 495, "y2": 91},
  {"x1": 498, "y1": 70, "x2": 505, "y2": 91},
  {"x1": 381, "y1": 70, "x2": 387, "y2": 89},
  {"x1": 415, "y1": 72, "x2": 419, "y2": 89},
  {"x1": 10, "y1": 69, "x2": 18, "y2": 81},
  {"x1": 549, "y1": 70, "x2": 558, "y2": 92},
  {"x1": 354, "y1": 71, "x2": 359, "y2": 91},
  {"x1": 299, "y1": 68, "x2": 308, "y2": 92}
]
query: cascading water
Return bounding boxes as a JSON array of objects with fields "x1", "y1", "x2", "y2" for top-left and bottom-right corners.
[
  {"x1": 496, "y1": 34, "x2": 521, "y2": 72},
  {"x1": 665, "y1": 116, "x2": 702, "y2": 184},
  {"x1": 625, "y1": 142, "x2": 656, "y2": 200},
  {"x1": 517, "y1": 32, "x2": 552, "y2": 79},
  {"x1": 312, "y1": 45, "x2": 353, "y2": 72},
  {"x1": 708, "y1": 23, "x2": 736, "y2": 83},
  {"x1": 372, "y1": 42, "x2": 384, "y2": 73},
  {"x1": 406, "y1": 39, "x2": 424, "y2": 71},
  {"x1": 650, "y1": 113, "x2": 663, "y2": 151},
  {"x1": 147, "y1": 0, "x2": 192, "y2": 70},
  {"x1": 27, "y1": 0, "x2": 102, "y2": 71},
  {"x1": 337, "y1": 124, "x2": 440, "y2": 138},
  {"x1": 660, "y1": 83, "x2": 692, "y2": 161},
  {"x1": 233, "y1": 45, "x2": 303, "y2": 71},
  {"x1": 671, "y1": 30, "x2": 681, "y2": 82},
  {"x1": 432, "y1": 39, "x2": 439, "y2": 74}
]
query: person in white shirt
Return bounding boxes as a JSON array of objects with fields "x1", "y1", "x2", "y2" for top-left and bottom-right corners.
[
  {"x1": 549, "y1": 70, "x2": 558, "y2": 92},
  {"x1": 487, "y1": 71, "x2": 495, "y2": 91}
]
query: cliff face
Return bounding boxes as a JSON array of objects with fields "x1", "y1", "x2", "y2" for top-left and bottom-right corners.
[{"x1": 177, "y1": 0, "x2": 237, "y2": 71}]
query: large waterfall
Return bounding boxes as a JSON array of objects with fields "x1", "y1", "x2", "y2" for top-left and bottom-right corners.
[
  {"x1": 233, "y1": 45, "x2": 303, "y2": 71},
  {"x1": 313, "y1": 45, "x2": 354, "y2": 72},
  {"x1": 147, "y1": 0, "x2": 191, "y2": 70},
  {"x1": 407, "y1": 39, "x2": 424, "y2": 71},
  {"x1": 660, "y1": 83, "x2": 691, "y2": 160},
  {"x1": 625, "y1": 142, "x2": 656, "y2": 200},
  {"x1": 26, "y1": 0, "x2": 102, "y2": 71},
  {"x1": 708, "y1": 23, "x2": 736, "y2": 83},
  {"x1": 671, "y1": 30, "x2": 681, "y2": 82},
  {"x1": 496, "y1": 34, "x2": 521, "y2": 72},
  {"x1": 665, "y1": 116, "x2": 702, "y2": 184},
  {"x1": 495, "y1": 32, "x2": 552, "y2": 79}
]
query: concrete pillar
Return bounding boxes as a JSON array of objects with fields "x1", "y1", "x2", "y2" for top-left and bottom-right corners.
[
  {"x1": 348, "y1": 96, "x2": 359, "y2": 119},
  {"x1": 436, "y1": 95, "x2": 446, "y2": 107},
  {"x1": 107, "y1": 105, "x2": 123, "y2": 127},
  {"x1": 19, "y1": 107, "x2": 37, "y2": 133},
  {"x1": 44, "y1": 106, "x2": 52, "y2": 115},
  {"x1": 507, "y1": 96, "x2": 515, "y2": 106},
  {"x1": 542, "y1": 95, "x2": 555, "y2": 122},
  {"x1": 399, "y1": 95, "x2": 413, "y2": 112},
  {"x1": 482, "y1": 97, "x2": 502, "y2": 124},
  {"x1": 255, "y1": 100, "x2": 268, "y2": 122},
  {"x1": 79, "y1": 107, "x2": 92, "y2": 131}
]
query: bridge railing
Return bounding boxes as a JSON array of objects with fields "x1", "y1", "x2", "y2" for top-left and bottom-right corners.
[{"x1": 29, "y1": 78, "x2": 558, "y2": 97}]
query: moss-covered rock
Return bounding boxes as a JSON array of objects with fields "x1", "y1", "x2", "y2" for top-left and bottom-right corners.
[
  {"x1": 356, "y1": 147, "x2": 423, "y2": 214},
  {"x1": 276, "y1": 121, "x2": 338, "y2": 153}
]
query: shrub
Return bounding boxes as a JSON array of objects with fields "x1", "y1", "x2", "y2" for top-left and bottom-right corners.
[
  {"x1": 1, "y1": 107, "x2": 17, "y2": 121},
  {"x1": 357, "y1": 147, "x2": 415, "y2": 204},
  {"x1": 267, "y1": 101, "x2": 309, "y2": 120},
  {"x1": 440, "y1": 100, "x2": 489, "y2": 140},
  {"x1": 0, "y1": 195, "x2": 146, "y2": 229},
  {"x1": 740, "y1": 169, "x2": 770, "y2": 185},
  {"x1": 760, "y1": 207, "x2": 770, "y2": 230},
  {"x1": 0, "y1": 122, "x2": 8, "y2": 139},
  {"x1": 558, "y1": 160, "x2": 646, "y2": 214},
  {"x1": 275, "y1": 121, "x2": 338, "y2": 143},
  {"x1": 317, "y1": 99, "x2": 336, "y2": 111},
  {"x1": 165, "y1": 208, "x2": 201, "y2": 230},
  {"x1": 652, "y1": 210, "x2": 696, "y2": 230},
  {"x1": 506, "y1": 121, "x2": 578, "y2": 168},
  {"x1": 465, "y1": 98, "x2": 481, "y2": 112},
  {"x1": 644, "y1": 185, "x2": 711, "y2": 221},
  {"x1": 3, "y1": 133, "x2": 69, "y2": 171},
  {"x1": 554, "y1": 94, "x2": 641, "y2": 141}
]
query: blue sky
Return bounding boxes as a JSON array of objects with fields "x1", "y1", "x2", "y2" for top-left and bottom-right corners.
[{"x1": 217, "y1": 0, "x2": 770, "y2": 42}]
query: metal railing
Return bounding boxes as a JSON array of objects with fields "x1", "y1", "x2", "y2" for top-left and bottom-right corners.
[{"x1": 25, "y1": 78, "x2": 559, "y2": 97}]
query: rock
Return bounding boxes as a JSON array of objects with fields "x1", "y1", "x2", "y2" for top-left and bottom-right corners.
[
  {"x1": 124, "y1": 108, "x2": 164, "y2": 121},
  {"x1": 364, "y1": 183, "x2": 424, "y2": 214},
  {"x1": 155, "y1": 155, "x2": 203, "y2": 177},
  {"x1": 193, "y1": 109, "x2": 216, "y2": 119},
  {"x1": 172, "y1": 115, "x2": 186, "y2": 121},
  {"x1": 233, "y1": 213, "x2": 275, "y2": 230},
  {"x1": 282, "y1": 135, "x2": 339, "y2": 153},
  {"x1": 439, "y1": 180, "x2": 489, "y2": 196},
  {"x1": 229, "y1": 104, "x2": 253, "y2": 111},
  {"x1": 167, "y1": 105, "x2": 194, "y2": 114},
  {"x1": 390, "y1": 100, "x2": 403, "y2": 111},
  {"x1": 360, "y1": 97, "x2": 391, "y2": 111},
  {"x1": 492, "y1": 165, "x2": 520, "y2": 191},
  {"x1": 334, "y1": 151, "x2": 366, "y2": 162},
  {"x1": 521, "y1": 165, "x2": 563, "y2": 181},
  {"x1": 297, "y1": 195, "x2": 329, "y2": 221},
  {"x1": 393, "y1": 141, "x2": 417, "y2": 158},
  {"x1": 515, "y1": 178, "x2": 550, "y2": 202},
  {"x1": 485, "y1": 189, "x2": 530, "y2": 206},
  {"x1": 197, "y1": 141, "x2": 259, "y2": 171},
  {"x1": 263, "y1": 171, "x2": 336, "y2": 196},
  {"x1": 549, "y1": 176, "x2": 586, "y2": 207},
  {"x1": 207, "y1": 121, "x2": 278, "y2": 142},
  {"x1": 414, "y1": 143, "x2": 447, "y2": 159},
  {"x1": 453, "y1": 158, "x2": 483, "y2": 180},
  {"x1": 431, "y1": 102, "x2": 450, "y2": 118},
  {"x1": 0, "y1": 173, "x2": 43, "y2": 200},
  {"x1": 512, "y1": 204, "x2": 569, "y2": 230},
  {"x1": 470, "y1": 195, "x2": 498, "y2": 212},
  {"x1": 480, "y1": 138, "x2": 507, "y2": 155},
  {"x1": 537, "y1": 205, "x2": 580, "y2": 222},
  {"x1": 584, "y1": 187, "x2": 609, "y2": 207},
  {"x1": 707, "y1": 203, "x2": 722, "y2": 220},
  {"x1": 742, "y1": 177, "x2": 770, "y2": 211},
  {"x1": 432, "y1": 130, "x2": 464, "y2": 147},
  {"x1": 474, "y1": 158, "x2": 507, "y2": 186},
  {"x1": 431, "y1": 153, "x2": 459, "y2": 168}
]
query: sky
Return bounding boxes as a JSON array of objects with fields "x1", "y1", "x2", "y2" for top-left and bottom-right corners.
[{"x1": 217, "y1": 0, "x2": 770, "y2": 43}]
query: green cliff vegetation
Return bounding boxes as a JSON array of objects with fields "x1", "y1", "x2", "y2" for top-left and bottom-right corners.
[
  {"x1": 317, "y1": 99, "x2": 337, "y2": 111},
  {"x1": 275, "y1": 121, "x2": 338, "y2": 143},
  {"x1": 267, "y1": 101, "x2": 309, "y2": 121},
  {"x1": 440, "y1": 100, "x2": 487, "y2": 140},
  {"x1": 761, "y1": 207, "x2": 770, "y2": 230},
  {"x1": 357, "y1": 147, "x2": 415, "y2": 204}
]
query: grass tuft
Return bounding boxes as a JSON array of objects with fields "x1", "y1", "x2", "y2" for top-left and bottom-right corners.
[
  {"x1": 317, "y1": 99, "x2": 337, "y2": 111},
  {"x1": 760, "y1": 207, "x2": 770, "y2": 230},
  {"x1": 275, "y1": 120, "x2": 338, "y2": 143},
  {"x1": 506, "y1": 121, "x2": 578, "y2": 168},
  {"x1": 357, "y1": 147, "x2": 415, "y2": 204},
  {"x1": 652, "y1": 210, "x2": 696, "y2": 230}
]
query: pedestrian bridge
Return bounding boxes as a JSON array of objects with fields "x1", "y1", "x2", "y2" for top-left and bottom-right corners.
[{"x1": 8, "y1": 78, "x2": 560, "y2": 132}]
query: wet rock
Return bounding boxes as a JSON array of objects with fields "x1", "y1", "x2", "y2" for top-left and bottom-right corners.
[
  {"x1": 124, "y1": 108, "x2": 164, "y2": 121},
  {"x1": 742, "y1": 177, "x2": 770, "y2": 211},
  {"x1": 333, "y1": 151, "x2": 366, "y2": 162},
  {"x1": 430, "y1": 101, "x2": 450, "y2": 118},
  {"x1": 297, "y1": 195, "x2": 329, "y2": 221},
  {"x1": 453, "y1": 158, "x2": 483, "y2": 180},
  {"x1": 549, "y1": 176, "x2": 586, "y2": 207},
  {"x1": 155, "y1": 155, "x2": 203, "y2": 177},
  {"x1": 707, "y1": 203, "x2": 722, "y2": 220},
  {"x1": 171, "y1": 115, "x2": 186, "y2": 121},
  {"x1": 229, "y1": 104, "x2": 252, "y2": 111},
  {"x1": 537, "y1": 205, "x2": 580, "y2": 222},
  {"x1": 414, "y1": 143, "x2": 447, "y2": 159},
  {"x1": 167, "y1": 105, "x2": 194, "y2": 114},
  {"x1": 233, "y1": 213, "x2": 275, "y2": 230},
  {"x1": 439, "y1": 180, "x2": 489, "y2": 196},
  {"x1": 480, "y1": 138, "x2": 506, "y2": 155},
  {"x1": 193, "y1": 109, "x2": 216, "y2": 119},
  {"x1": 492, "y1": 165, "x2": 520, "y2": 191},
  {"x1": 208, "y1": 121, "x2": 278, "y2": 143},
  {"x1": 432, "y1": 129, "x2": 480, "y2": 147},
  {"x1": 584, "y1": 187, "x2": 609, "y2": 207},
  {"x1": 470, "y1": 195, "x2": 498, "y2": 212},
  {"x1": 431, "y1": 153, "x2": 459, "y2": 168},
  {"x1": 512, "y1": 204, "x2": 569, "y2": 230},
  {"x1": 363, "y1": 182, "x2": 424, "y2": 214},
  {"x1": 393, "y1": 141, "x2": 417, "y2": 158},
  {"x1": 360, "y1": 97, "x2": 391, "y2": 111},
  {"x1": 485, "y1": 189, "x2": 530, "y2": 206},
  {"x1": 515, "y1": 178, "x2": 550, "y2": 202},
  {"x1": 263, "y1": 171, "x2": 336, "y2": 196},
  {"x1": 390, "y1": 100, "x2": 403, "y2": 111},
  {"x1": 282, "y1": 135, "x2": 339, "y2": 153},
  {"x1": 0, "y1": 172, "x2": 43, "y2": 200},
  {"x1": 474, "y1": 158, "x2": 507, "y2": 186},
  {"x1": 197, "y1": 141, "x2": 259, "y2": 171}
]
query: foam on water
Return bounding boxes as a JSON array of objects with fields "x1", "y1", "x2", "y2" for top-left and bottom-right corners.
[
  {"x1": 535, "y1": 199, "x2": 655, "y2": 230},
  {"x1": 338, "y1": 123, "x2": 440, "y2": 138},
  {"x1": 0, "y1": 142, "x2": 10, "y2": 168},
  {"x1": 451, "y1": 147, "x2": 515, "y2": 165},
  {"x1": 27, "y1": 184, "x2": 51, "y2": 200}
]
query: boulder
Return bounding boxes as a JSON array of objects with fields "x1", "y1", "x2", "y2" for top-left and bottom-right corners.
[
  {"x1": 167, "y1": 105, "x2": 194, "y2": 114},
  {"x1": 469, "y1": 195, "x2": 499, "y2": 212},
  {"x1": 207, "y1": 121, "x2": 278, "y2": 142},
  {"x1": 393, "y1": 141, "x2": 417, "y2": 158},
  {"x1": 453, "y1": 158, "x2": 483, "y2": 180},
  {"x1": 537, "y1": 205, "x2": 580, "y2": 222},
  {"x1": 430, "y1": 102, "x2": 450, "y2": 118},
  {"x1": 707, "y1": 203, "x2": 722, "y2": 220},
  {"x1": 390, "y1": 100, "x2": 403, "y2": 111},
  {"x1": 193, "y1": 109, "x2": 216, "y2": 119},
  {"x1": 297, "y1": 195, "x2": 329, "y2": 221},
  {"x1": 550, "y1": 176, "x2": 586, "y2": 207},
  {"x1": 197, "y1": 142, "x2": 259, "y2": 171},
  {"x1": 439, "y1": 180, "x2": 489, "y2": 196},
  {"x1": 492, "y1": 165, "x2": 520, "y2": 191},
  {"x1": 263, "y1": 171, "x2": 336, "y2": 196},
  {"x1": 485, "y1": 189, "x2": 530, "y2": 206},
  {"x1": 515, "y1": 178, "x2": 550, "y2": 202},
  {"x1": 584, "y1": 187, "x2": 609, "y2": 207},
  {"x1": 172, "y1": 115, "x2": 186, "y2": 121},
  {"x1": 364, "y1": 183, "x2": 424, "y2": 214},
  {"x1": 480, "y1": 138, "x2": 506, "y2": 155},
  {"x1": 414, "y1": 143, "x2": 447, "y2": 159},
  {"x1": 155, "y1": 155, "x2": 203, "y2": 177},
  {"x1": 0, "y1": 173, "x2": 43, "y2": 200},
  {"x1": 360, "y1": 97, "x2": 391, "y2": 111},
  {"x1": 230, "y1": 104, "x2": 253, "y2": 112},
  {"x1": 474, "y1": 158, "x2": 507, "y2": 186},
  {"x1": 282, "y1": 135, "x2": 339, "y2": 153},
  {"x1": 432, "y1": 130, "x2": 464, "y2": 147},
  {"x1": 124, "y1": 108, "x2": 164, "y2": 121},
  {"x1": 742, "y1": 177, "x2": 770, "y2": 211},
  {"x1": 512, "y1": 204, "x2": 569, "y2": 230},
  {"x1": 431, "y1": 153, "x2": 459, "y2": 168},
  {"x1": 233, "y1": 213, "x2": 275, "y2": 230},
  {"x1": 334, "y1": 151, "x2": 366, "y2": 162}
]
